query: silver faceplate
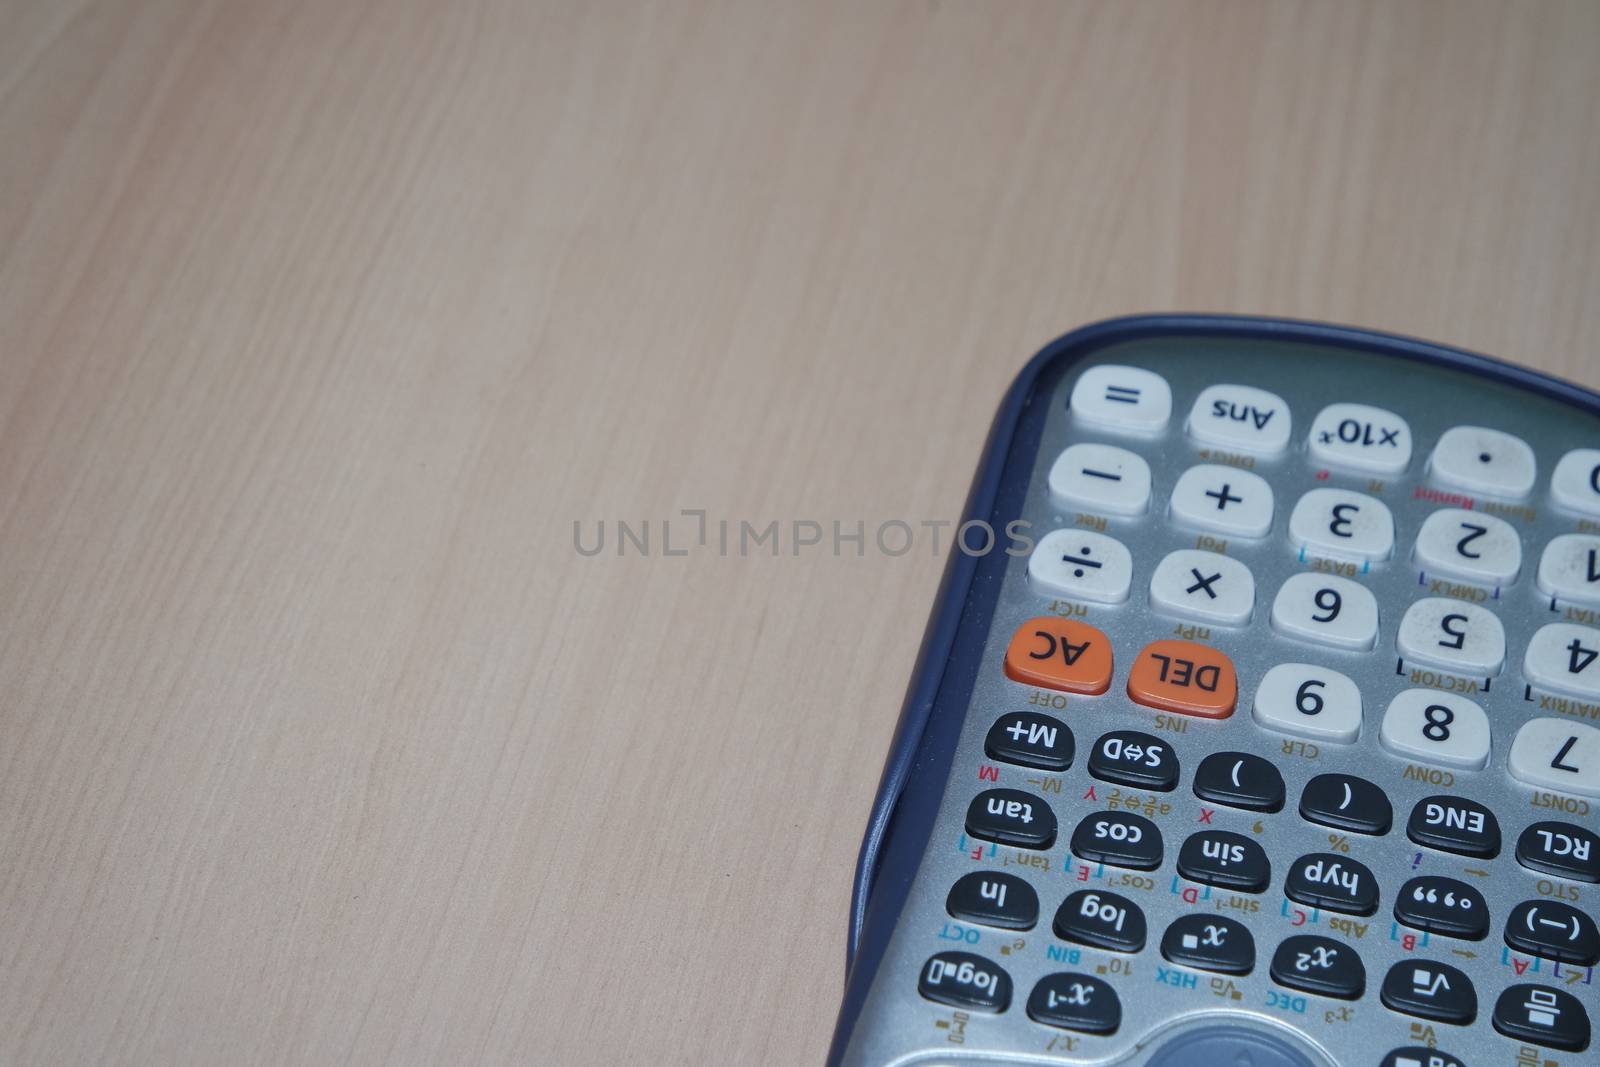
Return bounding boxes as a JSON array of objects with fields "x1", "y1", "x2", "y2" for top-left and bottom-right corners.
[{"x1": 840, "y1": 337, "x2": 1600, "y2": 1067}]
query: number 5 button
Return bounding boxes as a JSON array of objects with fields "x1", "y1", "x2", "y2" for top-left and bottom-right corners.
[
  {"x1": 1380, "y1": 690, "x2": 1492, "y2": 770},
  {"x1": 1253, "y1": 664, "x2": 1362, "y2": 744},
  {"x1": 1397, "y1": 598, "x2": 1505, "y2": 676},
  {"x1": 1288, "y1": 489, "x2": 1394, "y2": 562},
  {"x1": 1271, "y1": 573, "x2": 1379, "y2": 650},
  {"x1": 1523, "y1": 623, "x2": 1600, "y2": 700}
]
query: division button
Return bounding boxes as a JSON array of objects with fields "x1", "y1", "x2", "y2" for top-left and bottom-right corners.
[
  {"x1": 1515, "y1": 821, "x2": 1600, "y2": 883},
  {"x1": 966, "y1": 788, "x2": 1058, "y2": 850},
  {"x1": 1193, "y1": 751, "x2": 1285, "y2": 812},
  {"x1": 1406, "y1": 795, "x2": 1500, "y2": 858},
  {"x1": 1492, "y1": 983, "x2": 1591, "y2": 1051},
  {"x1": 1167, "y1": 464, "x2": 1275, "y2": 538},
  {"x1": 1048, "y1": 443, "x2": 1153, "y2": 516},
  {"x1": 1026, "y1": 972, "x2": 1121, "y2": 1034},
  {"x1": 1380, "y1": 1048, "x2": 1465, "y2": 1067},
  {"x1": 1186, "y1": 383, "x2": 1292, "y2": 455},
  {"x1": 985, "y1": 712, "x2": 1075, "y2": 771},
  {"x1": 1522, "y1": 624, "x2": 1600, "y2": 701},
  {"x1": 1413, "y1": 507, "x2": 1522, "y2": 585},
  {"x1": 1269, "y1": 573, "x2": 1379, "y2": 651},
  {"x1": 1508, "y1": 718, "x2": 1600, "y2": 798},
  {"x1": 1379, "y1": 959, "x2": 1476, "y2": 1025},
  {"x1": 1536, "y1": 533, "x2": 1600, "y2": 607},
  {"x1": 1159, "y1": 914, "x2": 1255, "y2": 975},
  {"x1": 1177, "y1": 830, "x2": 1270, "y2": 892},
  {"x1": 1395, "y1": 598, "x2": 1505, "y2": 677},
  {"x1": 1284, "y1": 853, "x2": 1379, "y2": 916},
  {"x1": 1148, "y1": 549, "x2": 1256, "y2": 626},
  {"x1": 1298, "y1": 773, "x2": 1392, "y2": 836},
  {"x1": 1087, "y1": 730, "x2": 1179, "y2": 791},
  {"x1": 1028, "y1": 529, "x2": 1134, "y2": 604},
  {"x1": 1551, "y1": 448, "x2": 1600, "y2": 517},
  {"x1": 1054, "y1": 889, "x2": 1146, "y2": 953},
  {"x1": 1393, "y1": 876, "x2": 1489, "y2": 940},
  {"x1": 1378, "y1": 689, "x2": 1491, "y2": 771},
  {"x1": 1429, "y1": 425, "x2": 1537, "y2": 497},
  {"x1": 1504, "y1": 899, "x2": 1600, "y2": 965},
  {"x1": 946, "y1": 871, "x2": 1040, "y2": 931},
  {"x1": 1307, "y1": 403, "x2": 1412, "y2": 474},
  {"x1": 1269, "y1": 935, "x2": 1365, "y2": 999},
  {"x1": 1069, "y1": 364, "x2": 1173, "y2": 434},
  {"x1": 1003, "y1": 617, "x2": 1114, "y2": 696},
  {"x1": 1252, "y1": 663, "x2": 1363, "y2": 744},
  {"x1": 1288, "y1": 488, "x2": 1395, "y2": 561},
  {"x1": 1069, "y1": 811, "x2": 1163, "y2": 870},
  {"x1": 917, "y1": 951, "x2": 1012, "y2": 1013},
  {"x1": 1126, "y1": 640, "x2": 1237, "y2": 719}
]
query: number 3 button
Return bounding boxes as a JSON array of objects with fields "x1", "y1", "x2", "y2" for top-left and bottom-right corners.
[
  {"x1": 1380, "y1": 690, "x2": 1492, "y2": 770},
  {"x1": 1253, "y1": 664, "x2": 1362, "y2": 744},
  {"x1": 1271, "y1": 573, "x2": 1379, "y2": 650},
  {"x1": 1288, "y1": 489, "x2": 1395, "y2": 562}
]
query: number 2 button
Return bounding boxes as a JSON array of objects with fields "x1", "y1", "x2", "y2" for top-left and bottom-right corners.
[
  {"x1": 1414, "y1": 508, "x2": 1522, "y2": 586},
  {"x1": 1271, "y1": 573, "x2": 1379, "y2": 650},
  {"x1": 1289, "y1": 489, "x2": 1394, "y2": 562}
]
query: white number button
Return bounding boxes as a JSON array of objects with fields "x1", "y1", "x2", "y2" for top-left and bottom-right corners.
[
  {"x1": 1524, "y1": 623, "x2": 1600, "y2": 700},
  {"x1": 1307, "y1": 403, "x2": 1412, "y2": 473},
  {"x1": 1168, "y1": 465, "x2": 1274, "y2": 538},
  {"x1": 1149, "y1": 550, "x2": 1255, "y2": 626},
  {"x1": 1428, "y1": 426, "x2": 1537, "y2": 497},
  {"x1": 1253, "y1": 663, "x2": 1362, "y2": 744},
  {"x1": 1186, "y1": 384, "x2": 1292, "y2": 455},
  {"x1": 1288, "y1": 489, "x2": 1394, "y2": 561},
  {"x1": 1380, "y1": 689, "x2": 1492, "y2": 770},
  {"x1": 1270, "y1": 573, "x2": 1379, "y2": 650},
  {"x1": 1413, "y1": 508, "x2": 1522, "y2": 585},
  {"x1": 1396, "y1": 598, "x2": 1506, "y2": 676},
  {"x1": 1509, "y1": 719, "x2": 1600, "y2": 797},
  {"x1": 1029, "y1": 529, "x2": 1133, "y2": 604},
  {"x1": 1048, "y1": 444, "x2": 1151, "y2": 516},
  {"x1": 1551, "y1": 449, "x2": 1600, "y2": 517},
  {"x1": 1537, "y1": 534, "x2": 1600, "y2": 607},
  {"x1": 1069, "y1": 365, "x2": 1172, "y2": 434}
]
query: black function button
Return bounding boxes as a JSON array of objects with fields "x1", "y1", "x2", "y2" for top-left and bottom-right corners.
[
  {"x1": 966, "y1": 788, "x2": 1057, "y2": 849},
  {"x1": 1493, "y1": 983, "x2": 1591, "y2": 1052},
  {"x1": 918, "y1": 951, "x2": 1012, "y2": 1013},
  {"x1": 1298, "y1": 773, "x2": 1392, "y2": 836},
  {"x1": 1284, "y1": 853, "x2": 1380, "y2": 916},
  {"x1": 1193, "y1": 751, "x2": 1285, "y2": 812},
  {"x1": 1393, "y1": 876, "x2": 1489, "y2": 940},
  {"x1": 1406, "y1": 795, "x2": 1500, "y2": 858},
  {"x1": 1026, "y1": 972, "x2": 1121, "y2": 1034},
  {"x1": 1269, "y1": 934, "x2": 1365, "y2": 999},
  {"x1": 946, "y1": 871, "x2": 1039, "y2": 931},
  {"x1": 1504, "y1": 899, "x2": 1600, "y2": 965},
  {"x1": 1160, "y1": 914, "x2": 1255, "y2": 975},
  {"x1": 1379, "y1": 959, "x2": 1477, "y2": 1025},
  {"x1": 1069, "y1": 811, "x2": 1163, "y2": 870},
  {"x1": 1380, "y1": 1048, "x2": 1465, "y2": 1067},
  {"x1": 1176, "y1": 830, "x2": 1271, "y2": 892},
  {"x1": 1087, "y1": 730, "x2": 1179, "y2": 791},
  {"x1": 985, "y1": 712, "x2": 1074, "y2": 771},
  {"x1": 1054, "y1": 888, "x2": 1146, "y2": 953},
  {"x1": 1516, "y1": 820, "x2": 1600, "y2": 883}
]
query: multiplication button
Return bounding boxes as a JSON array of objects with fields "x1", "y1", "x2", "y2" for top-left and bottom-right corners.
[
  {"x1": 1028, "y1": 530, "x2": 1133, "y2": 604},
  {"x1": 1270, "y1": 935, "x2": 1364, "y2": 999},
  {"x1": 1069, "y1": 365, "x2": 1172, "y2": 434},
  {"x1": 1168, "y1": 464, "x2": 1274, "y2": 538},
  {"x1": 1026, "y1": 973, "x2": 1121, "y2": 1034},
  {"x1": 1186, "y1": 384, "x2": 1291, "y2": 455},
  {"x1": 1492, "y1": 984, "x2": 1590, "y2": 1051},
  {"x1": 1160, "y1": 914, "x2": 1254, "y2": 975},
  {"x1": 1048, "y1": 443, "x2": 1152, "y2": 516},
  {"x1": 918, "y1": 951, "x2": 1012, "y2": 1013},
  {"x1": 1148, "y1": 549, "x2": 1255, "y2": 626},
  {"x1": 1307, "y1": 403, "x2": 1412, "y2": 474},
  {"x1": 1429, "y1": 425, "x2": 1537, "y2": 497}
]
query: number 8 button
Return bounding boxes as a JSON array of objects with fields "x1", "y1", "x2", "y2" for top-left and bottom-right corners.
[
  {"x1": 1271, "y1": 573, "x2": 1379, "y2": 650},
  {"x1": 1380, "y1": 690, "x2": 1492, "y2": 770}
]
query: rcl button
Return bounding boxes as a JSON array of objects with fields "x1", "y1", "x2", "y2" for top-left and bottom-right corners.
[
  {"x1": 965, "y1": 788, "x2": 1057, "y2": 849},
  {"x1": 1126, "y1": 639, "x2": 1236, "y2": 718},
  {"x1": 1516, "y1": 821, "x2": 1600, "y2": 883},
  {"x1": 1407, "y1": 795, "x2": 1500, "y2": 858},
  {"x1": 918, "y1": 951, "x2": 1012, "y2": 1013}
]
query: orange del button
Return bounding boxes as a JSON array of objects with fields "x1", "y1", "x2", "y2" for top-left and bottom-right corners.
[
  {"x1": 1004, "y1": 617, "x2": 1113, "y2": 695},
  {"x1": 1127, "y1": 639, "x2": 1236, "y2": 718}
]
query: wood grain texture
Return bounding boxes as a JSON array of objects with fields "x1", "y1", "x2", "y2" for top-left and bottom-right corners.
[{"x1": 2, "y1": 1, "x2": 1597, "y2": 1062}]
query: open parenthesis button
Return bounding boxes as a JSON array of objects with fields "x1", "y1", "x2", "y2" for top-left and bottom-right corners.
[{"x1": 1126, "y1": 639, "x2": 1236, "y2": 718}]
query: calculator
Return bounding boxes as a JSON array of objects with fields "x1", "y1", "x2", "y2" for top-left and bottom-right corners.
[{"x1": 827, "y1": 316, "x2": 1600, "y2": 1067}]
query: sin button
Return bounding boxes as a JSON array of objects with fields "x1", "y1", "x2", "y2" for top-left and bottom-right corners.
[{"x1": 1127, "y1": 639, "x2": 1237, "y2": 719}]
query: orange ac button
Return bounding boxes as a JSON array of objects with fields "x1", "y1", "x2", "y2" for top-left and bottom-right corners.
[
  {"x1": 1004, "y1": 617, "x2": 1113, "y2": 695},
  {"x1": 1127, "y1": 639, "x2": 1236, "y2": 719}
]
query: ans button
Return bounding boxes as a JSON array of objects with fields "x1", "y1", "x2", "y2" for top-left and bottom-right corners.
[
  {"x1": 1406, "y1": 795, "x2": 1500, "y2": 858},
  {"x1": 1516, "y1": 821, "x2": 1600, "y2": 883},
  {"x1": 1186, "y1": 384, "x2": 1292, "y2": 455},
  {"x1": 985, "y1": 712, "x2": 1074, "y2": 771},
  {"x1": 1298, "y1": 773, "x2": 1391, "y2": 836},
  {"x1": 1160, "y1": 914, "x2": 1255, "y2": 975},
  {"x1": 1087, "y1": 730, "x2": 1179, "y2": 791},
  {"x1": 1492, "y1": 983, "x2": 1591, "y2": 1051},
  {"x1": 1394, "y1": 876, "x2": 1489, "y2": 940},
  {"x1": 1270, "y1": 935, "x2": 1364, "y2": 999},
  {"x1": 946, "y1": 871, "x2": 1039, "y2": 931},
  {"x1": 1379, "y1": 959, "x2": 1476, "y2": 1025},
  {"x1": 1284, "y1": 853, "x2": 1379, "y2": 916},
  {"x1": 1003, "y1": 617, "x2": 1113, "y2": 695},
  {"x1": 918, "y1": 951, "x2": 1012, "y2": 1013},
  {"x1": 1504, "y1": 899, "x2": 1600, "y2": 965},
  {"x1": 1026, "y1": 973, "x2": 1121, "y2": 1034},
  {"x1": 1193, "y1": 751, "x2": 1284, "y2": 812},
  {"x1": 1070, "y1": 811, "x2": 1163, "y2": 871},
  {"x1": 966, "y1": 788, "x2": 1057, "y2": 850},
  {"x1": 1127, "y1": 640, "x2": 1237, "y2": 719},
  {"x1": 1054, "y1": 888, "x2": 1146, "y2": 953},
  {"x1": 1177, "y1": 831, "x2": 1270, "y2": 892},
  {"x1": 1069, "y1": 365, "x2": 1172, "y2": 434}
]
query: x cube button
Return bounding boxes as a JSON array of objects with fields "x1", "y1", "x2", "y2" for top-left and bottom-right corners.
[
  {"x1": 1270, "y1": 935, "x2": 1364, "y2": 999},
  {"x1": 1380, "y1": 959, "x2": 1476, "y2": 1025}
]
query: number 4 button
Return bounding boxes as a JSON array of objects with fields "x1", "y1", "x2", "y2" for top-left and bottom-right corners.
[{"x1": 1524, "y1": 623, "x2": 1600, "y2": 701}]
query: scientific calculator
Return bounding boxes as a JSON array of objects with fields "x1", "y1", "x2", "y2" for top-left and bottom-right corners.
[{"x1": 827, "y1": 316, "x2": 1600, "y2": 1067}]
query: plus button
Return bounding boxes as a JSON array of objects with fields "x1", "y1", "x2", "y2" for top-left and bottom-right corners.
[{"x1": 1205, "y1": 483, "x2": 1243, "y2": 510}]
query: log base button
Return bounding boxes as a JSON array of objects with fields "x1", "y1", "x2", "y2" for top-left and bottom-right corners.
[{"x1": 918, "y1": 951, "x2": 1012, "y2": 1013}]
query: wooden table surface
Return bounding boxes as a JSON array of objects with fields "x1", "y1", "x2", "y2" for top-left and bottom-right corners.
[{"x1": 3, "y1": 1, "x2": 1598, "y2": 1063}]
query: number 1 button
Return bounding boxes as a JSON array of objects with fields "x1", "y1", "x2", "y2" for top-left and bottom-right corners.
[
  {"x1": 1004, "y1": 618, "x2": 1113, "y2": 695},
  {"x1": 1126, "y1": 640, "x2": 1236, "y2": 719}
]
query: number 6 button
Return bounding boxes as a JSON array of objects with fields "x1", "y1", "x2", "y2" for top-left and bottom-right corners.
[
  {"x1": 1252, "y1": 664, "x2": 1362, "y2": 744},
  {"x1": 1288, "y1": 489, "x2": 1394, "y2": 562},
  {"x1": 1271, "y1": 573, "x2": 1379, "y2": 650},
  {"x1": 1380, "y1": 690, "x2": 1492, "y2": 770},
  {"x1": 1397, "y1": 598, "x2": 1505, "y2": 676}
]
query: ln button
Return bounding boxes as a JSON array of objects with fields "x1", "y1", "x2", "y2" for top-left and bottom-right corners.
[
  {"x1": 1003, "y1": 617, "x2": 1113, "y2": 695},
  {"x1": 947, "y1": 871, "x2": 1039, "y2": 931},
  {"x1": 1126, "y1": 640, "x2": 1237, "y2": 718}
]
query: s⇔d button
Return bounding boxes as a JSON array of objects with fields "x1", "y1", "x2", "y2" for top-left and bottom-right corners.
[
  {"x1": 1004, "y1": 617, "x2": 1113, "y2": 695},
  {"x1": 1126, "y1": 640, "x2": 1236, "y2": 719}
]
